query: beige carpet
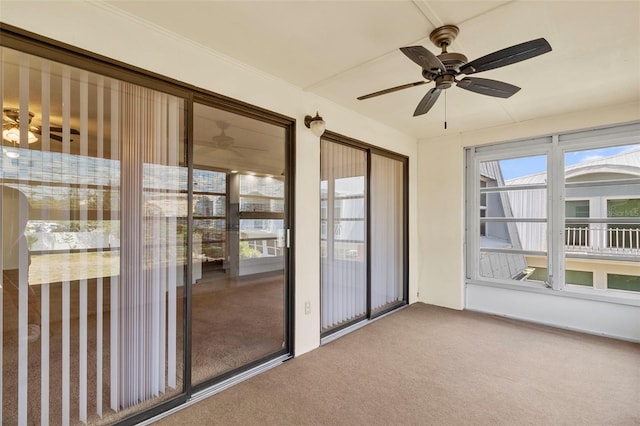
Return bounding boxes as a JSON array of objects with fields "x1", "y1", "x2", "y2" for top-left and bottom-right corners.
[{"x1": 155, "y1": 303, "x2": 640, "y2": 426}]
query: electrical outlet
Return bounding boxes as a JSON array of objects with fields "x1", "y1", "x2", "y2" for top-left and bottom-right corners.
[{"x1": 304, "y1": 301, "x2": 311, "y2": 315}]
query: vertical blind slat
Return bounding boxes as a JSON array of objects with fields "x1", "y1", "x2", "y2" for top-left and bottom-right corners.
[
  {"x1": 61, "y1": 64, "x2": 72, "y2": 426},
  {"x1": 96, "y1": 75, "x2": 104, "y2": 419},
  {"x1": 17, "y1": 55, "x2": 29, "y2": 426},
  {"x1": 40, "y1": 58, "x2": 51, "y2": 426},
  {"x1": 167, "y1": 96, "x2": 178, "y2": 389},
  {"x1": 79, "y1": 70, "x2": 89, "y2": 425},
  {"x1": 110, "y1": 80, "x2": 120, "y2": 413}
]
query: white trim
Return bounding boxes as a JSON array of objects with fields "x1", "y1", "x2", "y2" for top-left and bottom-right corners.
[
  {"x1": 466, "y1": 283, "x2": 640, "y2": 342},
  {"x1": 550, "y1": 134, "x2": 565, "y2": 290}
]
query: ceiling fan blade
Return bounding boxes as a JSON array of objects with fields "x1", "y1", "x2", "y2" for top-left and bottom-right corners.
[
  {"x1": 460, "y1": 38, "x2": 551, "y2": 75},
  {"x1": 457, "y1": 77, "x2": 521, "y2": 98},
  {"x1": 32, "y1": 128, "x2": 69, "y2": 142},
  {"x1": 400, "y1": 46, "x2": 446, "y2": 74},
  {"x1": 357, "y1": 81, "x2": 429, "y2": 100},
  {"x1": 49, "y1": 126, "x2": 80, "y2": 135},
  {"x1": 46, "y1": 133, "x2": 65, "y2": 142},
  {"x1": 413, "y1": 88, "x2": 441, "y2": 117},
  {"x1": 234, "y1": 145, "x2": 269, "y2": 152}
]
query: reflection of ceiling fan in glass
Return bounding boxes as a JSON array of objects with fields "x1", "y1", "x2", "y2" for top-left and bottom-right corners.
[
  {"x1": 211, "y1": 121, "x2": 235, "y2": 149},
  {"x1": 2, "y1": 108, "x2": 80, "y2": 144},
  {"x1": 205, "y1": 121, "x2": 268, "y2": 155}
]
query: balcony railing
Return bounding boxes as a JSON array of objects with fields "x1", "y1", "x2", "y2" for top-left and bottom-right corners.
[{"x1": 565, "y1": 225, "x2": 640, "y2": 256}]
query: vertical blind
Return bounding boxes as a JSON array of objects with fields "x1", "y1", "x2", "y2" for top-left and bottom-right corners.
[
  {"x1": 320, "y1": 138, "x2": 406, "y2": 334},
  {"x1": 370, "y1": 154, "x2": 404, "y2": 313},
  {"x1": 118, "y1": 82, "x2": 180, "y2": 410},
  {"x1": 1, "y1": 47, "x2": 183, "y2": 425},
  {"x1": 320, "y1": 140, "x2": 367, "y2": 331}
]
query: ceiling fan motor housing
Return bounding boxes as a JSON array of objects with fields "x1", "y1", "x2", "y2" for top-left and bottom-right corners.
[
  {"x1": 422, "y1": 51, "x2": 468, "y2": 85},
  {"x1": 434, "y1": 74, "x2": 456, "y2": 89},
  {"x1": 437, "y1": 52, "x2": 468, "y2": 72}
]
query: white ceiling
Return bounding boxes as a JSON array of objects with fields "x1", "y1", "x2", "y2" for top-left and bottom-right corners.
[{"x1": 105, "y1": 0, "x2": 640, "y2": 140}]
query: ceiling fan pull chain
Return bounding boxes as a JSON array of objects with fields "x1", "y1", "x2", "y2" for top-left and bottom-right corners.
[{"x1": 444, "y1": 90, "x2": 447, "y2": 130}]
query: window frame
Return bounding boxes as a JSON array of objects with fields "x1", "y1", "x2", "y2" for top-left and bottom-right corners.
[{"x1": 465, "y1": 122, "x2": 640, "y2": 304}]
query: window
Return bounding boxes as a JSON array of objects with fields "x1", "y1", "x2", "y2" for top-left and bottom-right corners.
[
  {"x1": 566, "y1": 200, "x2": 590, "y2": 247},
  {"x1": 607, "y1": 199, "x2": 640, "y2": 250},
  {"x1": 479, "y1": 178, "x2": 489, "y2": 236},
  {"x1": 608, "y1": 274, "x2": 640, "y2": 292},
  {"x1": 238, "y1": 174, "x2": 285, "y2": 260},
  {"x1": 466, "y1": 123, "x2": 640, "y2": 295},
  {"x1": 193, "y1": 169, "x2": 227, "y2": 265},
  {"x1": 476, "y1": 154, "x2": 548, "y2": 283}
]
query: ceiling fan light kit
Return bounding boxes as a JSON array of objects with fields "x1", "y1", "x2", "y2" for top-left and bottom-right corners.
[
  {"x1": 2, "y1": 127, "x2": 39, "y2": 144},
  {"x1": 358, "y1": 25, "x2": 552, "y2": 118},
  {"x1": 3, "y1": 108, "x2": 80, "y2": 144}
]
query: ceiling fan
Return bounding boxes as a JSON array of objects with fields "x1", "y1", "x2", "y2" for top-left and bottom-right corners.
[
  {"x1": 211, "y1": 121, "x2": 235, "y2": 149},
  {"x1": 200, "y1": 121, "x2": 268, "y2": 155},
  {"x1": 357, "y1": 25, "x2": 552, "y2": 117},
  {"x1": 3, "y1": 108, "x2": 80, "y2": 144}
]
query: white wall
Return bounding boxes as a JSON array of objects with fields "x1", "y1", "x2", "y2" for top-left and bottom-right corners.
[
  {"x1": 1, "y1": 1, "x2": 419, "y2": 356},
  {"x1": 418, "y1": 101, "x2": 640, "y2": 338}
]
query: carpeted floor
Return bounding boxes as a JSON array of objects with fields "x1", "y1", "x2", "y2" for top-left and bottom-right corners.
[{"x1": 155, "y1": 303, "x2": 640, "y2": 425}]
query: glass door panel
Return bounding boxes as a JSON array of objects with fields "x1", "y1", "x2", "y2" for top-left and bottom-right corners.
[
  {"x1": 320, "y1": 137, "x2": 407, "y2": 336},
  {"x1": 191, "y1": 103, "x2": 287, "y2": 385},
  {"x1": 370, "y1": 153, "x2": 405, "y2": 316}
]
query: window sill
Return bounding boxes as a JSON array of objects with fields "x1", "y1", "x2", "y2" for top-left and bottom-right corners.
[{"x1": 466, "y1": 279, "x2": 640, "y2": 307}]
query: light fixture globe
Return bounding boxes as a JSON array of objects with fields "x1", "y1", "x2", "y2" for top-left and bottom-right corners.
[
  {"x1": 2, "y1": 127, "x2": 38, "y2": 144},
  {"x1": 304, "y1": 112, "x2": 326, "y2": 137}
]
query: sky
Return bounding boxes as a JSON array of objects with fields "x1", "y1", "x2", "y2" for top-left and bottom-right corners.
[{"x1": 499, "y1": 145, "x2": 640, "y2": 180}]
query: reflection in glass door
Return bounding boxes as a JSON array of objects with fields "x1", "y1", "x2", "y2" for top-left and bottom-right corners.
[{"x1": 191, "y1": 103, "x2": 288, "y2": 386}]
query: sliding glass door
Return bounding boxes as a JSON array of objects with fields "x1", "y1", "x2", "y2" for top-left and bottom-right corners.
[
  {"x1": 190, "y1": 102, "x2": 289, "y2": 387},
  {"x1": 320, "y1": 135, "x2": 407, "y2": 336},
  {"x1": 1, "y1": 33, "x2": 293, "y2": 425}
]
